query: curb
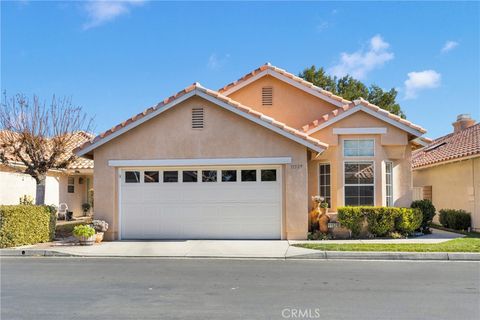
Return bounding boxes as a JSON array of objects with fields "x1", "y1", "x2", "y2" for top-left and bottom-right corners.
[{"x1": 1, "y1": 248, "x2": 479, "y2": 260}]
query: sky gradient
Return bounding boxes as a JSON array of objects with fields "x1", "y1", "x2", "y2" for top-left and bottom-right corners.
[{"x1": 2, "y1": 1, "x2": 479, "y2": 138}]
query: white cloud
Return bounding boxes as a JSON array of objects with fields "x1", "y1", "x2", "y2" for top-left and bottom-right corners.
[
  {"x1": 207, "y1": 53, "x2": 230, "y2": 70},
  {"x1": 316, "y1": 21, "x2": 329, "y2": 32},
  {"x1": 82, "y1": 0, "x2": 145, "y2": 30},
  {"x1": 404, "y1": 70, "x2": 441, "y2": 99},
  {"x1": 329, "y1": 35, "x2": 394, "y2": 79},
  {"x1": 441, "y1": 40, "x2": 459, "y2": 53}
]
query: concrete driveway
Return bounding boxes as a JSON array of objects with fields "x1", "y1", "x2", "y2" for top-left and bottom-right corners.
[{"x1": 27, "y1": 240, "x2": 318, "y2": 258}]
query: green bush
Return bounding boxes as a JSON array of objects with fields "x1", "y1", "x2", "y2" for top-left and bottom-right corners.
[
  {"x1": 411, "y1": 200, "x2": 436, "y2": 231},
  {"x1": 0, "y1": 205, "x2": 56, "y2": 248},
  {"x1": 337, "y1": 207, "x2": 364, "y2": 237},
  {"x1": 338, "y1": 206, "x2": 423, "y2": 238},
  {"x1": 364, "y1": 207, "x2": 396, "y2": 237},
  {"x1": 439, "y1": 209, "x2": 471, "y2": 230},
  {"x1": 73, "y1": 225, "x2": 95, "y2": 238},
  {"x1": 395, "y1": 208, "x2": 422, "y2": 234}
]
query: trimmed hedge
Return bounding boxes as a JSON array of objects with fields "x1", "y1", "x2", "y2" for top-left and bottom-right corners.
[
  {"x1": 338, "y1": 206, "x2": 423, "y2": 238},
  {"x1": 439, "y1": 209, "x2": 471, "y2": 231},
  {"x1": 410, "y1": 200, "x2": 436, "y2": 231},
  {"x1": 0, "y1": 205, "x2": 56, "y2": 248}
]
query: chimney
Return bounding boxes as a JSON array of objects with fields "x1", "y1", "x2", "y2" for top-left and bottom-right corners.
[{"x1": 452, "y1": 114, "x2": 476, "y2": 133}]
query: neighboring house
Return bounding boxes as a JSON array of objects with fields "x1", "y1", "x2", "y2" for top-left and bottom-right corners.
[
  {"x1": 76, "y1": 64, "x2": 428, "y2": 240},
  {"x1": 0, "y1": 131, "x2": 94, "y2": 217},
  {"x1": 413, "y1": 115, "x2": 480, "y2": 231}
]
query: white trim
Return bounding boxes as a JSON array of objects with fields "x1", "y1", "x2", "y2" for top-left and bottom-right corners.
[
  {"x1": 385, "y1": 161, "x2": 393, "y2": 207},
  {"x1": 342, "y1": 160, "x2": 376, "y2": 207},
  {"x1": 318, "y1": 162, "x2": 331, "y2": 208},
  {"x1": 77, "y1": 89, "x2": 326, "y2": 156},
  {"x1": 221, "y1": 69, "x2": 345, "y2": 107},
  {"x1": 108, "y1": 157, "x2": 292, "y2": 167},
  {"x1": 306, "y1": 105, "x2": 424, "y2": 137},
  {"x1": 118, "y1": 169, "x2": 122, "y2": 240},
  {"x1": 333, "y1": 127, "x2": 387, "y2": 135},
  {"x1": 412, "y1": 137, "x2": 430, "y2": 147}
]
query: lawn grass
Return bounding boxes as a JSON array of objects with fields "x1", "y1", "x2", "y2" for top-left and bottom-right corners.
[{"x1": 295, "y1": 235, "x2": 480, "y2": 253}]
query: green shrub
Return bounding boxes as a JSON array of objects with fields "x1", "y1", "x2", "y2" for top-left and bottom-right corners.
[
  {"x1": 337, "y1": 207, "x2": 364, "y2": 237},
  {"x1": 395, "y1": 208, "x2": 422, "y2": 234},
  {"x1": 73, "y1": 225, "x2": 95, "y2": 238},
  {"x1": 411, "y1": 200, "x2": 436, "y2": 231},
  {"x1": 0, "y1": 205, "x2": 56, "y2": 248},
  {"x1": 364, "y1": 207, "x2": 396, "y2": 237},
  {"x1": 439, "y1": 209, "x2": 471, "y2": 230}
]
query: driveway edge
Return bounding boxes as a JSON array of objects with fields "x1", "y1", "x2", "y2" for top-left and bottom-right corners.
[{"x1": 1, "y1": 248, "x2": 479, "y2": 260}]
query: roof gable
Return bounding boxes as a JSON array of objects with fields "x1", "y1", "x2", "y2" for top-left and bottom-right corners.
[
  {"x1": 302, "y1": 98, "x2": 426, "y2": 138},
  {"x1": 218, "y1": 64, "x2": 350, "y2": 107},
  {"x1": 76, "y1": 84, "x2": 328, "y2": 156}
]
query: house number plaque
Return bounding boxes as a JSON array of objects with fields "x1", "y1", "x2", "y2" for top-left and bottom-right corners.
[{"x1": 290, "y1": 164, "x2": 303, "y2": 169}]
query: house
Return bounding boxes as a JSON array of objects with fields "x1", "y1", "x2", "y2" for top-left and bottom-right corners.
[
  {"x1": 413, "y1": 115, "x2": 480, "y2": 231},
  {"x1": 76, "y1": 64, "x2": 428, "y2": 240},
  {"x1": 0, "y1": 131, "x2": 94, "y2": 217}
]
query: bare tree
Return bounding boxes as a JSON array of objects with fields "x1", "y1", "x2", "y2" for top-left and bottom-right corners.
[{"x1": 0, "y1": 94, "x2": 94, "y2": 205}]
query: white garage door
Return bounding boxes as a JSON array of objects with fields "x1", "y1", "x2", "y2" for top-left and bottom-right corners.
[{"x1": 120, "y1": 166, "x2": 282, "y2": 240}]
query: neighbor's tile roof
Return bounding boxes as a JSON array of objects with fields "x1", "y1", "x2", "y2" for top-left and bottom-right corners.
[
  {"x1": 0, "y1": 130, "x2": 94, "y2": 170},
  {"x1": 301, "y1": 98, "x2": 427, "y2": 134},
  {"x1": 412, "y1": 123, "x2": 480, "y2": 169},
  {"x1": 218, "y1": 63, "x2": 351, "y2": 105},
  {"x1": 76, "y1": 83, "x2": 329, "y2": 153}
]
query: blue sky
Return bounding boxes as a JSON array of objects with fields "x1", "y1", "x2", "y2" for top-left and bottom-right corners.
[{"x1": 2, "y1": 1, "x2": 479, "y2": 138}]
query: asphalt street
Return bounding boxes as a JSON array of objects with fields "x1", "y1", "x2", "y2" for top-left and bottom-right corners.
[{"x1": 1, "y1": 257, "x2": 479, "y2": 320}]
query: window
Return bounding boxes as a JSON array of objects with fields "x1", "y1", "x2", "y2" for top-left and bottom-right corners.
[
  {"x1": 319, "y1": 164, "x2": 331, "y2": 207},
  {"x1": 344, "y1": 162, "x2": 374, "y2": 206},
  {"x1": 241, "y1": 170, "x2": 256, "y2": 182},
  {"x1": 261, "y1": 169, "x2": 276, "y2": 181},
  {"x1": 385, "y1": 162, "x2": 393, "y2": 206},
  {"x1": 344, "y1": 139, "x2": 374, "y2": 157},
  {"x1": 163, "y1": 171, "x2": 178, "y2": 183},
  {"x1": 125, "y1": 171, "x2": 140, "y2": 183},
  {"x1": 183, "y1": 170, "x2": 198, "y2": 182},
  {"x1": 202, "y1": 170, "x2": 217, "y2": 182},
  {"x1": 192, "y1": 108, "x2": 204, "y2": 129},
  {"x1": 262, "y1": 87, "x2": 273, "y2": 106},
  {"x1": 222, "y1": 170, "x2": 237, "y2": 182},
  {"x1": 144, "y1": 171, "x2": 159, "y2": 183},
  {"x1": 67, "y1": 177, "x2": 75, "y2": 193}
]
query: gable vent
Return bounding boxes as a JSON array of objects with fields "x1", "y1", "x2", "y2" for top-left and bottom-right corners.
[
  {"x1": 262, "y1": 87, "x2": 273, "y2": 106},
  {"x1": 192, "y1": 107, "x2": 204, "y2": 129}
]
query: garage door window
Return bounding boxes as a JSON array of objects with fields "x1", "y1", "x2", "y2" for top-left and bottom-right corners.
[
  {"x1": 183, "y1": 171, "x2": 198, "y2": 182},
  {"x1": 163, "y1": 171, "x2": 178, "y2": 183},
  {"x1": 125, "y1": 171, "x2": 140, "y2": 183},
  {"x1": 202, "y1": 170, "x2": 217, "y2": 182},
  {"x1": 144, "y1": 171, "x2": 159, "y2": 183},
  {"x1": 261, "y1": 169, "x2": 276, "y2": 181},
  {"x1": 222, "y1": 170, "x2": 237, "y2": 182},
  {"x1": 241, "y1": 170, "x2": 256, "y2": 182}
]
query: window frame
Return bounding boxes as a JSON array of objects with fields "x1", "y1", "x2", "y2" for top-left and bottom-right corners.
[
  {"x1": 343, "y1": 138, "x2": 375, "y2": 158},
  {"x1": 318, "y1": 163, "x2": 331, "y2": 208},
  {"x1": 125, "y1": 171, "x2": 141, "y2": 183},
  {"x1": 385, "y1": 161, "x2": 393, "y2": 207},
  {"x1": 67, "y1": 176, "x2": 75, "y2": 193},
  {"x1": 343, "y1": 160, "x2": 375, "y2": 206}
]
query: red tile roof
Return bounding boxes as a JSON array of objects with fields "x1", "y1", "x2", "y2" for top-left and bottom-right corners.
[
  {"x1": 0, "y1": 131, "x2": 94, "y2": 170},
  {"x1": 301, "y1": 98, "x2": 427, "y2": 134},
  {"x1": 218, "y1": 63, "x2": 351, "y2": 105},
  {"x1": 412, "y1": 123, "x2": 480, "y2": 169},
  {"x1": 76, "y1": 83, "x2": 329, "y2": 154}
]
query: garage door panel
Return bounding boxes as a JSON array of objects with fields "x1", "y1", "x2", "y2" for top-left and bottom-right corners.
[{"x1": 120, "y1": 166, "x2": 282, "y2": 239}]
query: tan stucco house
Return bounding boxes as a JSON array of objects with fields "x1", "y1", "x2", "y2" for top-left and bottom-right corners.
[
  {"x1": 76, "y1": 64, "x2": 428, "y2": 240},
  {"x1": 413, "y1": 115, "x2": 480, "y2": 231},
  {"x1": 0, "y1": 131, "x2": 94, "y2": 217}
]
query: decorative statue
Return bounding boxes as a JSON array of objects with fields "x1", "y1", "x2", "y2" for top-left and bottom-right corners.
[{"x1": 310, "y1": 195, "x2": 330, "y2": 234}]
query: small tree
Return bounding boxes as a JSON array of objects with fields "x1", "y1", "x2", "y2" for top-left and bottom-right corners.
[{"x1": 0, "y1": 94, "x2": 93, "y2": 205}]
